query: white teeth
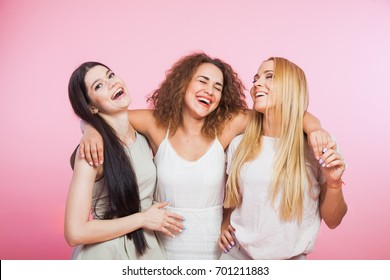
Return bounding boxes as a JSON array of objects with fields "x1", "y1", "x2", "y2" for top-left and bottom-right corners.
[
  {"x1": 198, "y1": 97, "x2": 211, "y2": 105},
  {"x1": 112, "y1": 88, "x2": 124, "y2": 99},
  {"x1": 255, "y1": 92, "x2": 266, "y2": 98}
]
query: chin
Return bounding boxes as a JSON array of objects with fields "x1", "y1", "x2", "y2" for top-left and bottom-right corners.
[{"x1": 253, "y1": 105, "x2": 265, "y2": 113}]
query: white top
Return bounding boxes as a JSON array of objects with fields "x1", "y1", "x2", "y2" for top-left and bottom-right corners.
[
  {"x1": 226, "y1": 135, "x2": 326, "y2": 260},
  {"x1": 154, "y1": 129, "x2": 226, "y2": 259}
]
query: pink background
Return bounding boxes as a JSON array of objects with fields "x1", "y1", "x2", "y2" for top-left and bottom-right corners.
[{"x1": 0, "y1": 0, "x2": 389, "y2": 260}]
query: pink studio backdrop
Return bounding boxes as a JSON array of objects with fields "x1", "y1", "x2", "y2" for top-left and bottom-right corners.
[{"x1": 0, "y1": 0, "x2": 389, "y2": 260}]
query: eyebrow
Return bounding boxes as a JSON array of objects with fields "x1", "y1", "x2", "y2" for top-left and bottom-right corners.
[
  {"x1": 91, "y1": 69, "x2": 111, "y2": 90},
  {"x1": 254, "y1": 70, "x2": 273, "y2": 78},
  {"x1": 198, "y1": 75, "x2": 223, "y2": 87}
]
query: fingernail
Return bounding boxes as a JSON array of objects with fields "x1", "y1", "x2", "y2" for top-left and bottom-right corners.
[
  {"x1": 81, "y1": 155, "x2": 85, "y2": 158},
  {"x1": 183, "y1": 226, "x2": 187, "y2": 230},
  {"x1": 182, "y1": 217, "x2": 186, "y2": 221},
  {"x1": 326, "y1": 164, "x2": 330, "y2": 168},
  {"x1": 323, "y1": 148, "x2": 328, "y2": 153},
  {"x1": 228, "y1": 245, "x2": 232, "y2": 250},
  {"x1": 224, "y1": 249, "x2": 228, "y2": 253},
  {"x1": 172, "y1": 235, "x2": 176, "y2": 238},
  {"x1": 89, "y1": 162, "x2": 93, "y2": 166},
  {"x1": 230, "y1": 241, "x2": 235, "y2": 246},
  {"x1": 322, "y1": 163, "x2": 326, "y2": 167},
  {"x1": 319, "y1": 158, "x2": 324, "y2": 164},
  {"x1": 99, "y1": 160, "x2": 104, "y2": 165},
  {"x1": 315, "y1": 156, "x2": 319, "y2": 160},
  {"x1": 94, "y1": 162, "x2": 99, "y2": 167}
]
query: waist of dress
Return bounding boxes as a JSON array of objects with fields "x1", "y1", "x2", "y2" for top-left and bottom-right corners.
[
  {"x1": 156, "y1": 203, "x2": 223, "y2": 259},
  {"x1": 153, "y1": 202, "x2": 223, "y2": 213}
]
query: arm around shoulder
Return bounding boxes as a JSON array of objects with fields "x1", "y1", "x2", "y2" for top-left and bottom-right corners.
[
  {"x1": 128, "y1": 109, "x2": 166, "y2": 154},
  {"x1": 128, "y1": 109, "x2": 156, "y2": 135},
  {"x1": 318, "y1": 141, "x2": 348, "y2": 229},
  {"x1": 304, "y1": 111, "x2": 333, "y2": 160},
  {"x1": 219, "y1": 110, "x2": 250, "y2": 149}
]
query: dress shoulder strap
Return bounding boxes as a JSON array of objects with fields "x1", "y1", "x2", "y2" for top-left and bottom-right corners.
[{"x1": 165, "y1": 126, "x2": 170, "y2": 140}]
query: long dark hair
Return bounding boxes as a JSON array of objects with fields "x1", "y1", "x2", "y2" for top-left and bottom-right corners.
[{"x1": 68, "y1": 61, "x2": 148, "y2": 255}]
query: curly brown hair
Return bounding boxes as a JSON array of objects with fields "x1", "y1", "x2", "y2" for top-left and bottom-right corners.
[{"x1": 147, "y1": 52, "x2": 248, "y2": 138}]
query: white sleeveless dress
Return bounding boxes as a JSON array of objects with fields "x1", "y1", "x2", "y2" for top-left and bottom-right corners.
[{"x1": 154, "y1": 129, "x2": 225, "y2": 259}]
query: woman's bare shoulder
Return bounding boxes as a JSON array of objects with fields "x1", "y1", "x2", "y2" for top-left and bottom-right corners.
[
  {"x1": 128, "y1": 109, "x2": 166, "y2": 153},
  {"x1": 219, "y1": 110, "x2": 250, "y2": 149}
]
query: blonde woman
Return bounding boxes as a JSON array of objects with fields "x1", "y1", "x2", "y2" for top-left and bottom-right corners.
[{"x1": 219, "y1": 57, "x2": 347, "y2": 260}]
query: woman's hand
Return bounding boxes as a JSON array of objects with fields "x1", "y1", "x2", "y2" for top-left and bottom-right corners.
[
  {"x1": 319, "y1": 141, "x2": 347, "y2": 189},
  {"x1": 80, "y1": 124, "x2": 104, "y2": 167},
  {"x1": 218, "y1": 224, "x2": 236, "y2": 253},
  {"x1": 307, "y1": 128, "x2": 332, "y2": 161},
  {"x1": 142, "y1": 202, "x2": 185, "y2": 238}
]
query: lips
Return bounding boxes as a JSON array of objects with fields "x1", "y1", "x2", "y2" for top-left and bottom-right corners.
[
  {"x1": 197, "y1": 96, "x2": 212, "y2": 107},
  {"x1": 112, "y1": 88, "x2": 125, "y2": 100},
  {"x1": 255, "y1": 91, "x2": 267, "y2": 98}
]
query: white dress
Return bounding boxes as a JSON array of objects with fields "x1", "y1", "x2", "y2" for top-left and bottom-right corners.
[
  {"x1": 224, "y1": 135, "x2": 326, "y2": 260},
  {"x1": 153, "y1": 129, "x2": 226, "y2": 259}
]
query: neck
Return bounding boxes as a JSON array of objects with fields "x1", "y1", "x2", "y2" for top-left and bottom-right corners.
[
  {"x1": 179, "y1": 111, "x2": 205, "y2": 136},
  {"x1": 262, "y1": 111, "x2": 279, "y2": 137},
  {"x1": 99, "y1": 111, "x2": 135, "y2": 145}
]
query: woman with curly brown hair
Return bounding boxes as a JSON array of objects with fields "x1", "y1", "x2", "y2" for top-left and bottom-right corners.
[
  {"x1": 80, "y1": 52, "x2": 330, "y2": 259},
  {"x1": 135, "y1": 53, "x2": 249, "y2": 260}
]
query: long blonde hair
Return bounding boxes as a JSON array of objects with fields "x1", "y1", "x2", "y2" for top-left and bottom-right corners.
[{"x1": 224, "y1": 57, "x2": 310, "y2": 221}]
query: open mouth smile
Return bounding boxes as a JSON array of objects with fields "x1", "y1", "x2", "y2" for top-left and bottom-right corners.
[
  {"x1": 197, "y1": 96, "x2": 212, "y2": 107},
  {"x1": 112, "y1": 88, "x2": 125, "y2": 100},
  {"x1": 255, "y1": 91, "x2": 267, "y2": 98}
]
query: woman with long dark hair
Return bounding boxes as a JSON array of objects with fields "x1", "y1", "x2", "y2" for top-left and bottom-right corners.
[{"x1": 65, "y1": 62, "x2": 184, "y2": 259}]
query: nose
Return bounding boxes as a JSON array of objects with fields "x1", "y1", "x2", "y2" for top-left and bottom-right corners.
[
  {"x1": 108, "y1": 79, "x2": 117, "y2": 89},
  {"x1": 204, "y1": 85, "x2": 214, "y2": 95},
  {"x1": 254, "y1": 77, "x2": 263, "y2": 87}
]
